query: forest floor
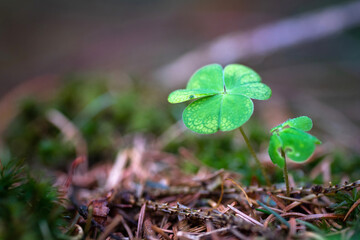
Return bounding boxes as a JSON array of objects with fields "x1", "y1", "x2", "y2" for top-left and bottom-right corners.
[{"x1": 1, "y1": 77, "x2": 360, "y2": 239}]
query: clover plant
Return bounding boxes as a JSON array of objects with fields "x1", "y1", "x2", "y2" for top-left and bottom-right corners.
[
  {"x1": 168, "y1": 64, "x2": 272, "y2": 184},
  {"x1": 268, "y1": 116, "x2": 321, "y2": 195}
]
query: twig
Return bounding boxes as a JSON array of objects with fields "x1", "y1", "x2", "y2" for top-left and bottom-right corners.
[
  {"x1": 98, "y1": 215, "x2": 122, "y2": 240},
  {"x1": 130, "y1": 136, "x2": 148, "y2": 182},
  {"x1": 344, "y1": 197, "x2": 360, "y2": 221},
  {"x1": 283, "y1": 194, "x2": 320, "y2": 212},
  {"x1": 84, "y1": 206, "x2": 93, "y2": 234},
  {"x1": 267, "y1": 212, "x2": 306, "y2": 225},
  {"x1": 228, "y1": 205, "x2": 264, "y2": 227},
  {"x1": 267, "y1": 191, "x2": 286, "y2": 210},
  {"x1": 65, "y1": 156, "x2": 86, "y2": 190},
  {"x1": 212, "y1": 173, "x2": 224, "y2": 210},
  {"x1": 144, "y1": 218, "x2": 156, "y2": 239},
  {"x1": 299, "y1": 213, "x2": 344, "y2": 221},
  {"x1": 105, "y1": 149, "x2": 129, "y2": 190},
  {"x1": 151, "y1": 225, "x2": 172, "y2": 240},
  {"x1": 46, "y1": 109, "x2": 88, "y2": 172},
  {"x1": 226, "y1": 178, "x2": 255, "y2": 208},
  {"x1": 277, "y1": 195, "x2": 324, "y2": 206},
  {"x1": 198, "y1": 227, "x2": 230, "y2": 239},
  {"x1": 136, "y1": 202, "x2": 147, "y2": 239},
  {"x1": 119, "y1": 215, "x2": 134, "y2": 240},
  {"x1": 280, "y1": 212, "x2": 306, "y2": 218},
  {"x1": 75, "y1": 205, "x2": 123, "y2": 240},
  {"x1": 257, "y1": 201, "x2": 290, "y2": 228},
  {"x1": 287, "y1": 218, "x2": 296, "y2": 240}
]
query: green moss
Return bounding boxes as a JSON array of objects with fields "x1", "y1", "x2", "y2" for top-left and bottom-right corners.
[{"x1": 0, "y1": 161, "x2": 68, "y2": 240}]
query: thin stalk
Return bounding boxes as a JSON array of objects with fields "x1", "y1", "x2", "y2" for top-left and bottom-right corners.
[
  {"x1": 281, "y1": 149, "x2": 290, "y2": 196},
  {"x1": 239, "y1": 126, "x2": 270, "y2": 186}
]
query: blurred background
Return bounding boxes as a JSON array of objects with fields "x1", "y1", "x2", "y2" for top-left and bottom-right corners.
[
  {"x1": 1, "y1": 1, "x2": 360, "y2": 91},
  {"x1": 2, "y1": 2, "x2": 360, "y2": 238},
  {"x1": 0, "y1": 0, "x2": 360, "y2": 171}
]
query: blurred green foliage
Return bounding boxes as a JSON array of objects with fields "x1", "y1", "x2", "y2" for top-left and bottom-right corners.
[
  {"x1": 330, "y1": 189, "x2": 360, "y2": 221},
  {"x1": 2, "y1": 75, "x2": 359, "y2": 185},
  {"x1": 0, "y1": 161, "x2": 67, "y2": 240},
  {"x1": 3, "y1": 75, "x2": 173, "y2": 168},
  {"x1": 323, "y1": 189, "x2": 360, "y2": 239}
]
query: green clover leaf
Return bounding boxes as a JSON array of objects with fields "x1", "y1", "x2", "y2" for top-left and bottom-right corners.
[
  {"x1": 268, "y1": 116, "x2": 321, "y2": 168},
  {"x1": 168, "y1": 64, "x2": 272, "y2": 134}
]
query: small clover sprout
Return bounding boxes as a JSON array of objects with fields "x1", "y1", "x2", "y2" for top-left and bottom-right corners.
[
  {"x1": 168, "y1": 63, "x2": 272, "y2": 185},
  {"x1": 269, "y1": 116, "x2": 321, "y2": 167},
  {"x1": 268, "y1": 116, "x2": 321, "y2": 195},
  {"x1": 168, "y1": 64, "x2": 271, "y2": 134}
]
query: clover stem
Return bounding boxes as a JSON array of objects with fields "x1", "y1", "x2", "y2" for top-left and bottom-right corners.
[
  {"x1": 281, "y1": 149, "x2": 290, "y2": 196},
  {"x1": 239, "y1": 126, "x2": 270, "y2": 186}
]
